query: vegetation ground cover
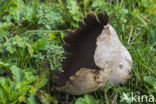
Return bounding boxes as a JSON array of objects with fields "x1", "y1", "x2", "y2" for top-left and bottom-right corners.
[{"x1": 0, "y1": 0, "x2": 155, "y2": 104}]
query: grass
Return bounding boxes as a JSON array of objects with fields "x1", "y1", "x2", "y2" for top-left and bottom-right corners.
[{"x1": 0, "y1": 0, "x2": 155, "y2": 104}]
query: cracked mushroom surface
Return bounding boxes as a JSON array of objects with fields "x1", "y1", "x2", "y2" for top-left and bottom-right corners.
[{"x1": 55, "y1": 12, "x2": 133, "y2": 95}]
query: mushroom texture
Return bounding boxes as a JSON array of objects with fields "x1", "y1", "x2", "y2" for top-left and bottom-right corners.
[{"x1": 55, "y1": 12, "x2": 133, "y2": 95}]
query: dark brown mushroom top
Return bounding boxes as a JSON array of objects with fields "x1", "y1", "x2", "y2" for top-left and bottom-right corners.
[{"x1": 55, "y1": 12, "x2": 109, "y2": 87}]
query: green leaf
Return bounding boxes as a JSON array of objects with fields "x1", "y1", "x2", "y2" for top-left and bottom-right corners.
[
  {"x1": 75, "y1": 94, "x2": 95, "y2": 104},
  {"x1": 154, "y1": 82, "x2": 156, "y2": 89},
  {"x1": 40, "y1": 93, "x2": 50, "y2": 104},
  {"x1": 0, "y1": 77, "x2": 19, "y2": 103},
  {"x1": 92, "y1": 0, "x2": 106, "y2": 8},
  {"x1": 83, "y1": 0, "x2": 90, "y2": 15},
  {"x1": 140, "y1": 0, "x2": 148, "y2": 7},
  {"x1": 45, "y1": 24, "x2": 51, "y2": 30},
  {"x1": 10, "y1": 65, "x2": 25, "y2": 84},
  {"x1": 0, "y1": 61, "x2": 10, "y2": 74},
  {"x1": 32, "y1": 38, "x2": 48, "y2": 52},
  {"x1": 0, "y1": 61, "x2": 10, "y2": 67},
  {"x1": 0, "y1": 0, "x2": 13, "y2": 16},
  {"x1": 41, "y1": 92, "x2": 58, "y2": 104},
  {"x1": 26, "y1": 43, "x2": 34, "y2": 56},
  {"x1": 37, "y1": 4, "x2": 64, "y2": 29},
  {"x1": 0, "y1": 31, "x2": 9, "y2": 38},
  {"x1": 17, "y1": 79, "x2": 36, "y2": 95},
  {"x1": 6, "y1": 44, "x2": 16, "y2": 54},
  {"x1": 15, "y1": 35, "x2": 26, "y2": 48},
  {"x1": 18, "y1": 95, "x2": 26, "y2": 103},
  {"x1": 75, "y1": 97, "x2": 85, "y2": 104},
  {"x1": 27, "y1": 94, "x2": 38, "y2": 104},
  {"x1": 0, "y1": 77, "x2": 12, "y2": 95},
  {"x1": 4, "y1": 37, "x2": 17, "y2": 54},
  {"x1": 67, "y1": 0, "x2": 79, "y2": 21},
  {"x1": 84, "y1": 94, "x2": 95, "y2": 104},
  {"x1": 34, "y1": 70, "x2": 48, "y2": 89},
  {"x1": 144, "y1": 76, "x2": 156, "y2": 87},
  {"x1": 0, "y1": 86, "x2": 7, "y2": 103}
]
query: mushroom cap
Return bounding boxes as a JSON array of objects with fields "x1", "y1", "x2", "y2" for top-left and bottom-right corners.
[{"x1": 55, "y1": 12, "x2": 132, "y2": 95}]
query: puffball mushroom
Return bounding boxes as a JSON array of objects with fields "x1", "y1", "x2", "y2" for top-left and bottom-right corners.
[{"x1": 55, "y1": 12, "x2": 133, "y2": 95}]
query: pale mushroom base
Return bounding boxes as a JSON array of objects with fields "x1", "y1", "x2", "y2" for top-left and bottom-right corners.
[{"x1": 56, "y1": 68, "x2": 113, "y2": 95}]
